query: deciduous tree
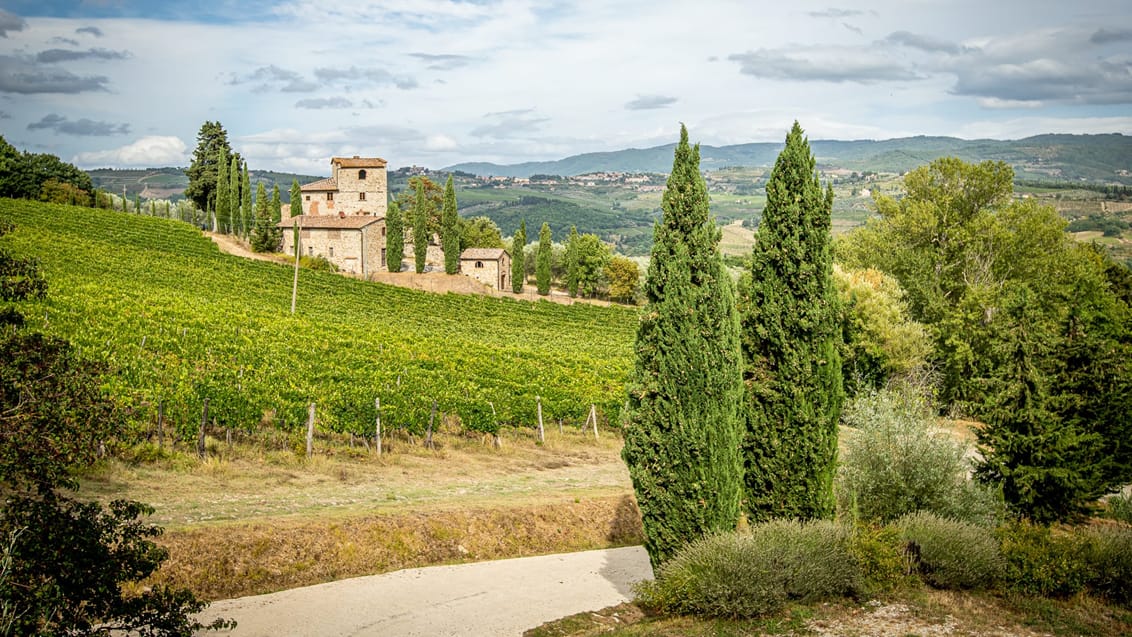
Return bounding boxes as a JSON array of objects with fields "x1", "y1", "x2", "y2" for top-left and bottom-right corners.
[
  {"x1": 604, "y1": 255, "x2": 639, "y2": 303},
  {"x1": 622, "y1": 125, "x2": 744, "y2": 568},
  {"x1": 742, "y1": 121, "x2": 843, "y2": 522}
]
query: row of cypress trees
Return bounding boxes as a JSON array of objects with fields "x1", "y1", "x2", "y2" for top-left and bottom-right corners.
[{"x1": 622, "y1": 122, "x2": 842, "y2": 567}]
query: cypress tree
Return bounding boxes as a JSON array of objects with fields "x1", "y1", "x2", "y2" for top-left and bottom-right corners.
[
  {"x1": 511, "y1": 220, "x2": 526, "y2": 293},
  {"x1": 742, "y1": 122, "x2": 844, "y2": 522},
  {"x1": 621, "y1": 124, "x2": 744, "y2": 568},
  {"x1": 271, "y1": 183, "x2": 281, "y2": 226},
  {"x1": 290, "y1": 179, "x2": 302, "y2": 219},
  {"x1": 250, "y1": 182, "x2": 276, "y2": 252},
  {"x1": 241, "y1": 164, "x2": 252, "y2": 240},
  {"x1": 441, "y1": 175, "x2": 460, "y2": 274},
  {"x1": 566, "y1": 225, "x2": 579, "y2": 297},
  {"x1": 228, "y1": 156, "x2": 240, "y2": 235},
  {"x1": 386, "y1": 201, "x2": 404, "y2": 272},
  {"x1": 134, "y1": 195, "x2": 141, "y2": 217},
  {"x1": 536, "y1": 222, "x2": 552, "y2": 295},
  {"x1": 215, "y1": 147, "x2": 229, "y2": 232},
  {"x1": 412, "y1": 183, "x2": 431, "y2": 273}
]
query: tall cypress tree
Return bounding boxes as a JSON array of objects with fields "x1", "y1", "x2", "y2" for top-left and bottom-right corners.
[
  {"x1": 271, "y1": 183, "x2": 281, "y2": 225},
  {"x1": 441, "y1": 175, "x2": 460, "y2": 274},
  {"x1": 290, "y1": 179, "x2": 302, "y2": 219},
  {"x1": 622, "y1": 125, "x2": 744, "y2": 568},
  {"x1": 215, "y1": 147, "x2": 229, "y2": 233},
  {"x1": 742, "y1": 122, "x2": 844, "y2": 522},
  {"x1": 241, "y1": 164, "x2": 252, "y2": 240},
  {"x1": 566, "y1": 225, "x2": 580, "y2": 298},
  {"x1": 386, "y1": 201, "x2": 404, "y2": 272},
  {"x1": 250, "y1": 182, "x2": 276, "y2": 252},
  {"x1": 511, "y1": 220, "x2": 526, "y2": 293},
  {"x1": 536, "y1": 222, "x2": 552, "y2": 295},
  {"x1": 412, "y1": 183, "x2": 431, "y2": 273},
  {"x1": 228, "y1": 156, "x2": 240, "y2": 236}
]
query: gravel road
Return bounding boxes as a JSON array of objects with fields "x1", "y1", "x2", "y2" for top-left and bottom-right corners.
[{"x1": 201, "y1": 546, "x2": 653, "y2": 636}]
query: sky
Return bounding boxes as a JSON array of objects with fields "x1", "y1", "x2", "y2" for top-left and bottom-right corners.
[{"x1": 0, "y1": 0, "x2": 1130, "y2": 175}]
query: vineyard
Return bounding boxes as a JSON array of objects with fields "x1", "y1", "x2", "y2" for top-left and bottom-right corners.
[{"x1": 0, "y1": 199, "x2": 637, "y2": 441}]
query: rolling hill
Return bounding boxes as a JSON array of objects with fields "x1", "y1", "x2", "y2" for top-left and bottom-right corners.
[
  {"x1": 0, "y1": 199, "x2": 635, "y2": 438},
  {"x1": 446, "y1": 134, "x2": 1132, "y2": 183}
]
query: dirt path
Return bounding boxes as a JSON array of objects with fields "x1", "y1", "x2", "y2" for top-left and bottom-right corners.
[
  {"x1": 202, "y1": 546, "x2": 652, "y2": 637},
  {"x1": 205, "y1": 232, "x2": 614, "y2": 307}
]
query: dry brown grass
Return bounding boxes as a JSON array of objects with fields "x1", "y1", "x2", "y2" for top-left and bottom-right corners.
[
  {"x1": 153, "y1": 494, "x2": 642, "y2": 601},
  {"x1": 76, "y1": 425, "x2": 640, "y2": 600}
]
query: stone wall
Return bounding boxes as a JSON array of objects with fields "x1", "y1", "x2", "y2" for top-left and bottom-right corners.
[{"x1": 281, "y1": 223, "x2": 386, "y2": 276}]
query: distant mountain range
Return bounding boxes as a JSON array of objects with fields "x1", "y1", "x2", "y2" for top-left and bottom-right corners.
[{"x1": 446, "y1": 134, "x2": 1132, "y2": 184}]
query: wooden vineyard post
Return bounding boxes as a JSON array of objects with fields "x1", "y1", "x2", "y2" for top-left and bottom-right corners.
[
  {"x1": 198, "y1": 398, "x2": 209, "y2": 459},
  {"x1": 426, "y1": 399, "x2": 437, "y2": 449},
  {"x1": 306, "y1": 402, "x2": 315, "y2": 459},
  {"x1": 489, "y1": 401, "x2": 501, "y2": 449},
  {"x1": 375, "y1": 397, "x2": 383, "y2": 456},
  {"x1": 157, "y1": 400, "x2": 164, "y2": 449},
  {"x1": 536, "y1": 395, "x2": 545, "y2": 443},
  {"x1": 591, "y1": 404, "x2": 599, "y2": 441}
]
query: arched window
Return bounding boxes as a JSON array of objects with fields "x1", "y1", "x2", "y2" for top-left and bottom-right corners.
[
  {"x1": 475, "y1": 261, "x2": 484, "y2": 268},
  {"x1": 359, "y1": 169, "x2": 367, "y2": 180}
]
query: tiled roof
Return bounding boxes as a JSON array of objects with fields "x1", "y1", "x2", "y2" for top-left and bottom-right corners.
[
  {"x1": 300, "y1": 177, "x2": 337, "y2": 192},
  {"x1": 460, "y1": 248, "x2": 508, "y2": 260},
  {"x1": 332, "y1": 156, "x2": 388, "y2": 168},
  {"x1": 277, "y1": 214, "x2": 384, "y2": 229}
]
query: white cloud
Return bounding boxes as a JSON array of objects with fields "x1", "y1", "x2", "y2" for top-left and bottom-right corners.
[
  {"x1": 424, "y1": 134, "x2": 457, "y2": 151},
  {"x1": 73, "y1": 136, "x2": 187, "y2": 167}
]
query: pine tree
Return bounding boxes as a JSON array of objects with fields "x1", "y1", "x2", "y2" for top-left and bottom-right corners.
[
  {"x1": 511, "y1": 220, "x2": 526, "y2": 293},
  {"x1": 742, "y1": 122, "x2": 844, "y2": 522},
  {"x1": 386, "y1": 201, "x2": 404, "y2": 273},
  {"x1": 215, "y1": 146, "x2": 229, "y2": 233},
  {"x1": 566, "y1": 225, "x2": 580, "y2": 298},
  {"x1": 412, "y1": 183, "x2": 432, "y2": 273},
  {"x1": 184, "y1": 121, "x2": 231, "y2": 214},
  {"x1": 241, "y1": 164, "x2": 252, "y2": 240},
  {"x1": 536, "y1": 222, "x2": 552, "y2": 295},
  {"x1": 228, "y1": 156, "x2": 240, "y2": 236},
  {"x1": 290, "y1": 179, "x2": 302, "y2": 219},
  {"x1": 441, "y1": 175, "x2": 460, "y2": 274},
  {"x1": 621, "y1": 125, "x2": 744, "y2": 568}
]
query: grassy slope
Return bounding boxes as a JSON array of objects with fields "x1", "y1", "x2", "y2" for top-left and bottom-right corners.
[{"x1": 1, "y1": 199, "x2": 636, "y2": 437}]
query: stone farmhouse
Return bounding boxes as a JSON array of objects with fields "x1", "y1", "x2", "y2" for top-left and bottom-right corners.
[
  {"x1": 460, "y1": 248, "x2": 512, "y2": 291},
  {"x1": 278, "y1": 156, "x2": 509, "y2": 290}
]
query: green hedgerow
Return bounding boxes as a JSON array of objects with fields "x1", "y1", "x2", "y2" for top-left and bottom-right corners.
[
  {"x1": 636, "y1": 520, "x2": 862, "y2": 619},
  {"x1": 898, "y1": 511, "x2": 1003, "y2": 590}
]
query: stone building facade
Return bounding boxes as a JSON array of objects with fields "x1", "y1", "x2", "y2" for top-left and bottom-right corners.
[
  {"x1": 460, "y1": 248, "x2": 511, "y2": 291},
  {"x1": 293, "y1": 156, "x2": 388, "y2": 219},
  {"x1": 279, "y1": 215, "x2": 388, "y2": 277}
]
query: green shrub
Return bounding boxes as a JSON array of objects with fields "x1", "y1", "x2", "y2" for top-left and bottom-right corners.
[
  {"x1": 847, "y1": 522, "x2": 906, "y2": 594},
  {"x1": 637, "y1": 520, "x2": 862, "y2": 618},
  {"x1": 1104, "y1": 491, "x2": 1132, "y2": 524},
  {"x1": 837, "y1": 388, "x2": 1002, "y2": 525},
  {"x1": 298, "y1": 255, "x2": 337, "y2": 271},
  {"x1": 1082, "y1": 525, "x2": 1132, "y2": 606},
  {"x1": 996, "y1": 521, "x2": 1090, "y2": 598},
  {"x1": 898, "y1": 511, "x2": 1003, "y2": 590}
]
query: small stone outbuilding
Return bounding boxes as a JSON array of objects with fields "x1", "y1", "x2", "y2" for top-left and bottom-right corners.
[{"x1": 460, "y1": 248, "x2": 511, "y2": 291}]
